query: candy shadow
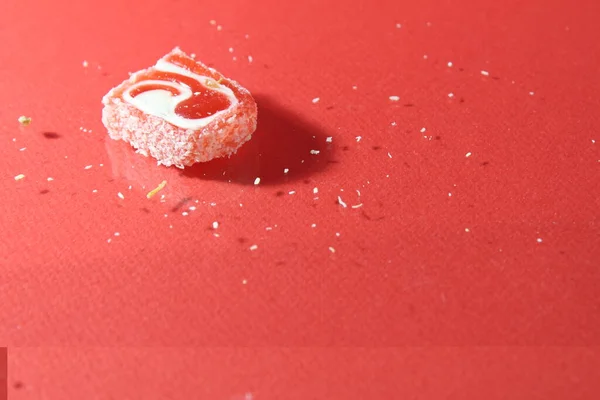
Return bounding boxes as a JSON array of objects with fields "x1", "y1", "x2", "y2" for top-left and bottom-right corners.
[{"x1": 181, "y1": 95, "x2": 333, "y2": 185}]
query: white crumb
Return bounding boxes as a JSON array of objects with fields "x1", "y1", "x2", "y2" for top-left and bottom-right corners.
[
  {"x1": 189, "y1": 206, "x2": 196, "y2": 211},
  {"x1": 107, "y1": 238, "x2": 112, "y2": 243},
  {"x1": 481, "y1": 70, "x2": 489, "y2": 76},
  {"x1": 209, "y1": 19, "x2": 216, "y2": 25},
  {"x1": 212, "y1": 221, "x2": 219, "y2": 229},
  {"x1": 249, "y1": 244, "x2": 258, "y2": 251},
  {"x1": 356, "y1": 136, "x2": 362, "y2": 142},
  {"x1": 466, "y1": 152, "x2": 472, "y2": 157},
  {"x1": 423, "y1": 54, "x2": 428, "y2": 59},
  {"x1": 14, "y1": 174, "x2": 25, "y2": 181},
  {"x1": 537, "y1": 238, "x2": 543, "y2": 243},
  {"x1": 182, "y1": 212, "x2": 189, "y2": 216},
  {"x1": 388, "y1": 152, "x2": 392, "y2": 158},
  {"x1": 266, "y1": 227, "x2": 273, "y2": 231},
  {"x1": 391, "y1": 121, "x2": 397, "y2": 126},
  {"x1": 465, "y1": 228, "x2": 470, "y2": 232},
  {"x1": 47, "y1": 177, "x2": 54, "y2": 181},
  {"x1": 284, "y1": 168, "x2": 289, "y2": 174},
  {"x1": 389, "y1": 95, "x2": 400, "y2": 101},
  {"x1": 335, "y1": 232, "x2": 340, "y2": 237},
  {"x1": 19, "y1": 147, "x2": 26, "y2": 151},
  {"x1": 117, "y1": 192, "x2": 125, "y2": 199},
  {"x1": 312, "y1": 97, "x2": 320, "y2": 104},
  {"x1": 313, "y1": 187, "x2": 318, "y2": 194},
  {"x1": 114, "y1": 232, "x2": 120, "y2": 236},
  {"x1": 311, "y1": 223, "x2": 317, "y2": 228},
  {"x1": 420, "y1": 127, "x2": 426, "y2": 133},
  {"x1": 228, "y1": 47, "x2": 234, "y2": 53},
  {"x1": 529, "y1": 91, "x2": 535, "y2": 96},
  {"x1": 396, "y1": 23, "x2": 402, "y2": 28},
  {"x1": 84, "y1": 165, "x2": 93, "y2": 170},
  {"x1": 242, "y1": 279, "x2": 248, "y2": 285},
  {"x1": 326, "y1": 136, "x2": 332, "y2": 142},
  {"x1": 217, "y1": 25, "x2": 222, "y2": 31},
  {"x1": 82, "y1": 60, "x2": 89, "y2": 67},
  {"x1": 337, "y1": 196, "x2": 347, "y2": 208},
  {"x1": 310, "y1": 150, "x2": 320, "y2": 155},
  {"x1": 92, "y1": 189, "x2": 98, "y2": 193},
  {"x1": 448, "y1": 93, "x2": 454, "y2": 98},
  {"x1": 329, "y1": 247, "x2": 336, "y2": 253},
  {"x1": 232, "y1": 56, "x2": 237, "y2": 61},
  {"x1": 351, "y1": 203, "x2": 363, "y2": 208},
  {"x1": 448, "y1": 192, "x2": 452, "y2": 197},
  {"x1": 447, "y1": 61, "x2": 453, "y2": 67},
  {"x1": 254, "y1": 177, "x2": 261, "y2": 185},
  {"x1": 352, "y1": 85, "x2": 358, "y2": 90},
  {"x1": 289, "y1": 190, "x2": 296, "y2": 195},
  {"x1": 248, "y1": 55, "x2": 253, "y2": 63}
]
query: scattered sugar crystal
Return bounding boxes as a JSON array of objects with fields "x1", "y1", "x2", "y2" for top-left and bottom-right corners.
[
  {"x1": 228, "y1": 47, "x2": 234, "y2": 53},
  {"x1": 352, "y1": 85, "x2": 358, "y2": 90},
  {"x1": 388, "y1": 152, "x2": 392, "y2": 158},
  {"x1": 310, "y1": 150, "x2": 320, "y2": 155},
  {"x1": 329, "y1": 247, "x2": 336, "y2": 253},
  {"x1": 351, "y1": 203, "x2": 363, "y2": 208},
  {"x1": 396, "y1": 23, "x2": 402, "y2": 28},
  {"x1": 466, "y1": 152, "x2": 472, "y2": 157},
  {"x1": 289, "y1": 190, "x2": 296, "y2": 195},
  {"x1": 447, "y1": 61, "x2": 453, "y2": 67},
  {"x1": 250, "y1": 244, "x2": 258, "y2": 251},
  {"x1": 312, "y1": 97, "x2": 320, "y2": 104},
  {"x1": 529, "y1": 91, "x2": 535, "y2": 96},
  {"x1": 248, "y1": 55, "x2": 253, "y2": 63},
  {"x1": 537, "y1": 238, "x2": 543, "y2": 243},
  {"x1": 114, "y1": 232, "x2": 120, "y2": 236},
  {"x1": 189, "y1": 206, "x2": 196, "y2": 211},
  {"x1": 481, "y1": 70, "x2": 489, "y2": 76},
  {"x1": 356, "y1": 136, "x2": 362, "y2": 142},
  {"x1": 47, "y1": 177, "x2": 54, "y2": 181},
  {"x1": 326, "y1": 137, "x2": 333, "y2": 142},
  {"x1": 212, "y1": 221, "x2": 219, "y2": 229},
  {"x1": 337, "y1": 196, "x2": 347, "y2": 208},
  {"x1": 92, "y1": 189, "x2": 98, "y2": 193},
  {"x1": 448, "y1": 93, "x2": 454, "y2": 98},
  {"x1": 242, "y1": 279, "x2": 248, "y2": 284},
  {"x1": 420, "y1": 127, "x2": 426, "y2": 133},
  {"x1": 117, "y1": 192, "x2": 125, "y2": 199},
  {"x1": 254, "y1": 177, "x2": 261, "y2": 185},
  {"x1": 423, "y1": 55, "x2": 428, "y2": 59},
  {"x1": 311, "y1": 223, "x2": 317, "y2": 228},
  {"x1": 209, "y1": 19, "x2": 216, "y2": 25},
  {"x1": 313, "y1": 187, "x2": 318, "y2": 194},
  {"x1": 217, "y1": 25, "x2": 222, "y2": 31},
  {"x1": 84, "y1": 165, "x2": 93, "y2": 170},
  {"x1": 465, "y1": 228, "x2": 470, "y2": 232},
  {"x1": 389, "y1": 95, "x2": 400, "y2": 101},
  {"x1": 82, "y1": 60, "x2": 89, "y2": 67},
  {"x1": 182, "y1": 212, "x2": 189, "y2": 216},
  {"x1": 14, "y1": 174, "x2": 25, "y2": 181},
  {"x1": 283, "y1": 168, "x2": 289, "y2": 174},
  {"x1": 19, "y1": 147, "x2": 26, "y2": 151}
]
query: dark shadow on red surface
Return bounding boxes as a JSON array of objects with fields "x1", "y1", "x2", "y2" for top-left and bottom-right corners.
[
  {"x1": 0, "y1": 348, "x2": 6, "y2": 400},
  {"x1": 181, "y1": 94, "x2": 334, "y2": 185}
]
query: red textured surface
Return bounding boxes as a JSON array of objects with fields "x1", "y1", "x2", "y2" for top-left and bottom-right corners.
[{"x1": 1, "y1": 0, "x2": 599, "y2": 397}]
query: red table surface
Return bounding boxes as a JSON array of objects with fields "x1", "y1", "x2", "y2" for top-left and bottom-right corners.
[{"x1": 1, "y1": 0, "x2": 599, "y2": 397}]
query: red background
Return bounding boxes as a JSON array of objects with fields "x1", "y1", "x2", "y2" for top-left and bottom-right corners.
[{"x1": 1, "y1": 0, "x2": 599, "y2": 397}]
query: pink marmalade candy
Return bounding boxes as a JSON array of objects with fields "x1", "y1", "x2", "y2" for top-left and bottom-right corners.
[{"x1": 102, "y1": 47, "x2": 258, "y2": 168}]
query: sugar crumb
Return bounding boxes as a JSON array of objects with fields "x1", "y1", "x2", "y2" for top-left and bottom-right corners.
[
  {"x1": 311, "y1": 223, "x2": 317, "y2": 228},
  {"x1": 351, "y1": 203, "x2": 363, "y2": 208},
  {"x1": 395, "y1": 23, "x2": 402, "y2": 28},
  {"x1": 182, "y1": 212, "x2": 189, "y2": 216},
  {"x1": 254, "y1": 177, "x2": 261, "y2": 185},
  {"x1": 212, "y1": 221, "x2": 219, "y2": 229},
  {"x1": 388, "y1": 152, "x2": 392, "y2": 158},
  {"x1": 329, "y1": 246, "x2": 336, "y2": 253},
  {"x1": 529, "y1": 91, "x2": 535, "y2": 96},
  {"x1": 389, "y1": 95, "x2": 400, "y2": 101},
  {"x1": 14, "y1": 174, "x2": 25, "y2": 181},
  {"x1": 248, "y1": 55, "x2": 253, "y2": 63},
  {"x1": 217, "y1": 25, "x2": 222, "y2": 31},
  {"x1": 228, "y1": 47, "x2": 234, "y2": 53},
  {"x1": 289, "y1": 190, "x2": 296, "y2": 195},
  {"x1": 352, "y1": 85, "x2": 358, "y2": 90},
  {"x1": 283, "y1": 168, "x2": 289, "y2": 174},
  {"x1": 447, "y1": 61, "x2": 453, "y2": 67},
  {"x1": 536, "y1": 238, "x2": 543, "y2": 243},
  {"x1": 465, "y1": 228, "x2": 470, "y2": 232},
  {"x1": 356, "y1": 136, "x2": 362, "y2": 142},
  {"x1": 312, "y1": 97, "x2": 320, "y2": 104},
  {"x1": 480, "y1": 70, "x2": 489, "y2": 76},
  {"x1": 249, "y1": 244, "x2": 258, "y2": 251},
  {"x1": 313, "y1": 187, "x2": 318, "y2": 194},
  {"x1": 326, "y1": 136, "x2": 332, "y2": 142},
  {"x1": 209, "y1": 19, "x2": 216, "y2": 25},
  {"x1": 337, "y1": 196, "x2": 347, "y2": 208},
  {"x1": 420, "y1": 127, "x2": 426, "y2": 133},
  {"x1": 82, "y1": 60, "x2": 89, "y2": 67},
  {"x1": 465, "y1": 152, "x2": 472, "y2": 157},
  {"x1": 310, "y1": 150, "x2": 320, "y2": 155},
  {"x1": 84, "y1": 165, "x2": 93, "y2": 170},
  {"x1": 448, "y1": 93, "x2": 454, "y2": 98},
  {"x1": 18, "y1": 116, "x2": 32, "y2": 126},
  {"x1": 47, "y1": 177, "x2": 54, "y2": 181},
  {"x1": 117, "y1": 192, "x2": 125, "y2": 199}
]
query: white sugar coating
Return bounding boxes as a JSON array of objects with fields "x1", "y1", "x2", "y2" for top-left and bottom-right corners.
[
  {"x1": 312, "y1": 97, "x2": 320, "y2": 104},
  {"x1": 283, "y1": 168, "x2": 289, "y2": 174},
  {"x1": 248, "y1": 55, "x2": 253, "y2": 63},
  {"x1": 83, "y1": 60, "x2": 89, "y2": 67},
  {"x1": 249, "y1": 244, "x2": 258, "y2": 251},
  {"x1": 14, "y1": 174, "x2": 25, "y2": 180},
  {"x1": 481, "y1": 70, "x2": 489, "y2": 76},
  {"x1": 448, "y1": 93, "x2": 454, "y2": 98},
  {"x1": 313, "y1": 187, "x2": 318, "y2": 194},
  {"x1": 117, "y1": 192, "x2": 125, "y2": 199},
  {"x1": 447, "y1": 61, "x2": 453, "y2": 67},
  {"x1": 326, "y1": 136, "x2": 332, "y2": 142},
  {"x1": 212, "y1": 221, "x2": 219, "y2": 229},
  {"x1": 47, "y1": 177, "x2": 54, "y2": 181},
  {"x1": 84, "y1": 165, "x2": 93, "y2": 170},
  {"x1": 254, "y1": 177, "x2": 261, "y2": 185},
  {"x1": 337, "y1": 196, "x2": 347, "y2": 208},
  {"x1": 420, "y1": 127, "x2": 426, "y2": 133},
  {"x1": 329, "y1": 247, "x2": 336, "y2": 253},
  {"x1": 356, "y1": 136, "x2": 362, "y2": 142},
  {"x1": 389, "y1": 95, "x2": 400, "y2": 101},
  {"x1": 289, "y1": 190, "x2": 296, "y2": 195},
  {"x1": 466, "y1": 152, "x2": 472, "y2": 157},
  {"x1": 537, "y1": 238, "x2": 543, "y2": 243},
  {"x1": 310, "y1": 150, "x2": 320, "y2": 155}
]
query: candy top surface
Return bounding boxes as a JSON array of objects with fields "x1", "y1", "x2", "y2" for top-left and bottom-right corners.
[{"x1": 122, "y1": 50, "x2": 242, "y2": 130}]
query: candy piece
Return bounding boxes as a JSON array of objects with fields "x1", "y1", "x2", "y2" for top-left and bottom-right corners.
[{"x1": 102, "y1": 47, "x2": 258, "y2": 168}]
